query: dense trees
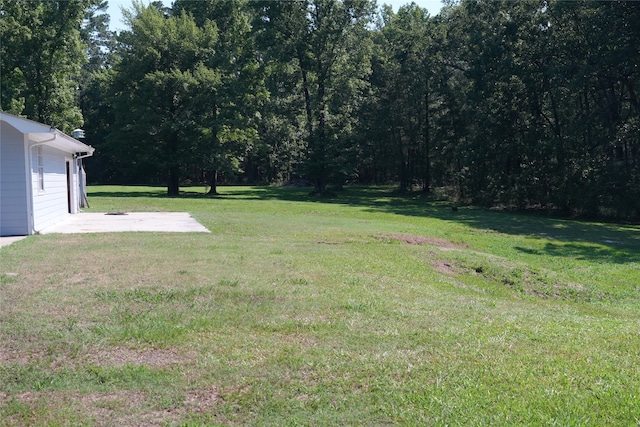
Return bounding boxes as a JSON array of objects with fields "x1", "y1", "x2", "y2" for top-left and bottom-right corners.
[
  {"x1": 0, "y1": 0, "x2": 98, "y2": 133},
  {"x1": 2, "y1": 0, "x2": 639, "y2": 217},
  {"x1": 252, "y1": 0, "x2": 377, "y2": 193},
  {"x1": 433, "y1": 0, "x2": 640, "y2": 216},
  {"x1": 365, "y1": 4, "x2": 435, "y2": 192},
  {"x1": 105, "y1": 1, "x2": 260, "y2": 195}
]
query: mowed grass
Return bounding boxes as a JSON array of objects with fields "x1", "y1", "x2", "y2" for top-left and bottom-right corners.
[{"x1": 1, "y1": 185, "x2": 639, "y2": 426}]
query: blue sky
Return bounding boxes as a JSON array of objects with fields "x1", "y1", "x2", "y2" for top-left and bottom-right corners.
[{"x1": 106, "y1": 0, "x2": 445, "y2": 32}]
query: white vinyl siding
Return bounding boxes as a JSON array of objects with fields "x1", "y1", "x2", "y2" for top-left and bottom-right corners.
[
  {"x1": 0, "y1": 125, "x2": 30, "y2": 236},
  {"x1": 31, "y1": 145, "x2": 72, "y2": 232}
]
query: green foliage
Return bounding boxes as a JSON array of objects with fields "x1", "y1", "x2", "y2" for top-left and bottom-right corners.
[
  {"x1": 428, "y1": 0, "x2": 640, "y2": 217},
  {"x1": 365, "y1": 4, "x2": 435, "y2": 192},
  {"x1": 105, "y1": 0, "x2": 261, "y2": 195},
  {"x1": 252, "y1": 0, "x2": 377, "y2": 193},
  {"x1": 0, "y1": 0, "x2": 97, "y2": 132},
  {"x1": 109, "y1": 4, "x2": 220, "y2": 194},
  {"x1": 4, "y1": 0, "x2": 639, "y2": 218}
]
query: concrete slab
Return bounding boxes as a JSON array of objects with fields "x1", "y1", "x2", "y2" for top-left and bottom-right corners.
[
  {"x1": 0, "y1": 236, "x2": 28, "y2": 248},
  {"x1": 39, "y1": 212, "x2": 210, "y2": 234}
]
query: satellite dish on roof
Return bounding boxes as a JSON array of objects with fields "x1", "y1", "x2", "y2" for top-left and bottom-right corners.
[{"x1": 72, "y1": 129, "x2": 85, "y2": 139}]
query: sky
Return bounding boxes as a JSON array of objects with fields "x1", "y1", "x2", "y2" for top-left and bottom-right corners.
[{"x1": 106, "y1": 0, "x2": 445, "y2": 32}]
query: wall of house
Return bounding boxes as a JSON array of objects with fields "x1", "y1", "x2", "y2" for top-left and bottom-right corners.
[
  {"x1": 31, "y1": 145, "x2": 76, "y2": 232},
  {"x1": 0, "y1": 125, "x2": 30, "y2": 236}
]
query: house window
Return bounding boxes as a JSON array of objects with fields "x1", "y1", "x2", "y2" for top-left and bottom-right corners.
[{"x1": 36, "y1": 146, "x2": 44, "y2": 192}]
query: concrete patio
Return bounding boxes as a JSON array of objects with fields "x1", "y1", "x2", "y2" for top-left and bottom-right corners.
[{"x1": 1, "y1": 212, "x2": 209, "y2": 247}]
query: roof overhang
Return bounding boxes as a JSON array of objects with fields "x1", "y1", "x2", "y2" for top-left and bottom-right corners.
[{"x1": 0, "y1": 111, "x2": 94, "y2": 156}]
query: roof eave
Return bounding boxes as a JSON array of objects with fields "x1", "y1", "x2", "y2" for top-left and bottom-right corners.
[{"x1": 1, "y1": 111, "x2": 94, "y2": 156}]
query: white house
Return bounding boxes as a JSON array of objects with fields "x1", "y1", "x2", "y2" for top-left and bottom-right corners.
[{"x1": 1, "y1": 112, "x2": 94, "y2": 236}]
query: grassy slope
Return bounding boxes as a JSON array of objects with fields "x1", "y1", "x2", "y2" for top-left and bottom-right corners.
[{"x1": 1, "y1": 185, "x2": 639, "y2": 426}]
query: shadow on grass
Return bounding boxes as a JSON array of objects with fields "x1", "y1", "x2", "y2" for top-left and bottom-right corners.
[
  {"x1": 89, "y1": 185, "x2": 640, "y2": 264},
  {"x1": 89, "y1": 191, "x2": 170, "y2": 198}
]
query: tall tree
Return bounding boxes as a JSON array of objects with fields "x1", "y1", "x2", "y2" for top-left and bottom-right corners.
[
  {"x1": 109, "y1": 3, "x2": 219, "y2": 195},
  {"x1": 172, "y1": 0, "x2": 263, "y2": 194},
  {"x1": 0, "y1": 0, "x2": 97, "y2": 132}
]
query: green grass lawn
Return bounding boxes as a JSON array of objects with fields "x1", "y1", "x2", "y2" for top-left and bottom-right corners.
[{"x1": 1, "y1": 185, "x2": 639, "y2": 426}]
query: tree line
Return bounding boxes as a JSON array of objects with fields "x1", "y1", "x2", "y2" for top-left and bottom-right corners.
[{"x1": 2, "y1": 0, "x2": 639, "y2": 218}]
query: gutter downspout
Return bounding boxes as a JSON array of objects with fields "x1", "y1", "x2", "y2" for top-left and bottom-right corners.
[
  {"x1": 28, "y1": 129, "x2": 58, "y2": 148},
  {"x1": 23, "y1": 134, "x2": 35, "y2": 235},
  {"x1": 75, "y1": 152, "x2": 93, "y2": 209},
  {"x1": 74, "y1": 152, "x2": 93, "y2": 160}
]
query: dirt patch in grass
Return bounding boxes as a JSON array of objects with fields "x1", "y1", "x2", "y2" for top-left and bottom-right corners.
[
  {"x1": 184, "y1": 386, "x2": 221, "y2": 414},
  {"x1": 430, "y1": 259, "x2": 457, "y2": 274},
  {"x1": 382, "y1": 233, "x2": 467, "y2": 249},
  {"x1": 3, "y1": 390, "x2": 152, "y2": 426},
  {"x1": 4, "y1": 384, "x2": 222, "y2": 422},
  {"x1": 0, "y1": 345, "x2": 32, "y2": 365},
  {"x1": 0, "y1": 345, "x2": 194, "y2": 370},
  {"x1": 4, "y1": 387, "x2": 222, "y2": 426},
  {"x1": 85, "y1": 346, "x2": 195, "y2": 368}
]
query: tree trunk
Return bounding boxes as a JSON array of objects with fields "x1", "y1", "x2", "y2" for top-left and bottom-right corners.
[
  {"x1": 207, "y1": 169, "x2": 219, "y2": 195},
  {"x1": 397, "y1": 129, "x2": 408, "y2": 193},
  {"x1": 297, "y1": 48, "x2": 314, "y2": 136},
  {"x1": 207, "y1": 102, "x2": 220, "y2": 195},
  {"x1": 168, "y1": 168, "x2": 180, "y2": 196},
  {"x1": 315, "y1": 78, "x2": 327, "y2": 194},
  {"x1": 422, "y1": 83, "x2": 431, "y2": 193}
]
